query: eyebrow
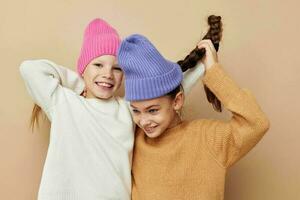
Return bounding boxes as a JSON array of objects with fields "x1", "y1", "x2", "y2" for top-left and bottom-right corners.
[
  {"x1": 92, "y1": 61, "x2": 103, "y2": 64},
  {"x1": 130, "y1": 104, "x2": 160, "y2": 110}
]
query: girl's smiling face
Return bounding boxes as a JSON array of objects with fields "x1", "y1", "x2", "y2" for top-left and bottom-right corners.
[
  {"x1": 130, "y1": 91, "x2": 184, "y2": 138},
  {"x1": 82, "y1": 55, "x2": 123, "y2": 100}
]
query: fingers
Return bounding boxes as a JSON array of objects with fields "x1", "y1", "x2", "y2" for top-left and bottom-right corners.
[
  {"x1": 196, "y1": 39, "x2": 218, "y2": 69},
  {"x1": 197, "y1": 39, "x2": 216, "y2": 53}
]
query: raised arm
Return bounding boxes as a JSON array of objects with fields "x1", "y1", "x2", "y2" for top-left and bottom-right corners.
[
  {"x1": 201, "y1": 63, "x2": 270, "y2": 168},
  {"x1": 194, "y1": 39, "x2": 269, "y2": 168},
  {"x1": 20, "y1": 59, "x2": 85, "y2": 115},
  {"x1": 181, "y1": 61, "x2": 205, "y2": 96}
]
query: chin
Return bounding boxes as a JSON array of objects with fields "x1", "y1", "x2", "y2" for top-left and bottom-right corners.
[
  {"x1": 90, "y1": 85, "x2": 117, "y2": 99},
  {"x1": 98, "y1": 94, "x2": 113, "y2": 99},
  {"x1": 93, "y1": 91, "x2": 114, "y2": 99},
  {"x1": 145, "y1": 130, "x2": 163, "y2": 138}
]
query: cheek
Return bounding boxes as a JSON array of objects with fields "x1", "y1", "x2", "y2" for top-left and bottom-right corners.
[
  {"x1": 132, "y1": 115, "x2": 139, "y2": 125},
  {"x1": 159, "y1": 108, "x2": 175, "y2": 124},
  {"x1": 155, "y1": 114, "x2": 165, "y2": 123},
  {"x1": 83, "y1": 69, "x2": 96, "y2": 82},
  {"x1": 148, "y1": 113, "x2": 167, "y2": 126},
  {"x1": 161, "y1": 115, "x2": 171, "y2": 126},
  {"x1": 114, "y1": 73, "x2": 123, "y2": 84},
  {"x1": 83, "y1": 74, "x2": 91, "y2": 86}
]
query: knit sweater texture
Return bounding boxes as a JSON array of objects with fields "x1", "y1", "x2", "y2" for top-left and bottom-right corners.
[
  {"x1": 19, "y1": 59, "x2": 205, "y2": 200},
  {"x1": 131, "y1": 63, "x2": 270, "y2": 200}
]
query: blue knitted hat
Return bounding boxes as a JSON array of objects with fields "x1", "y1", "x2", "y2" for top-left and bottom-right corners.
[{"x1": 118, "y1": 34, "x2": 183, "y2": 101}]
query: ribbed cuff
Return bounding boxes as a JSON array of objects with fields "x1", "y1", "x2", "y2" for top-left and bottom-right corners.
[{"x1": 38, "y1": 191, "x2": 82, "y2": 200}]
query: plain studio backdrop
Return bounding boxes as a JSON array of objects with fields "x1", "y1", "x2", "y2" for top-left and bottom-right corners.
[{"x1": 0, "y1": 0, "x2": 299, "y2": 199}]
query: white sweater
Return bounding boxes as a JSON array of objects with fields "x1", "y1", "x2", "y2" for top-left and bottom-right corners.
[{"x1": 19, "y1": 59, "x2": 204, "y2": 200}]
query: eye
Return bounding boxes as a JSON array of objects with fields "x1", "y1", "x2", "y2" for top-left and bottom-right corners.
[
  {"x1": 148, "y1": 109, "x2": 158, "y2": 114},
  {"x1": 94, "y1": 63, "x2": 103, "y2": 68},
  {"x1": 113, "y1": 66, "x2": 122, "y2": 71},
  {"x1": 132, "y1": 109, "x2": 140, "y2": 114}
]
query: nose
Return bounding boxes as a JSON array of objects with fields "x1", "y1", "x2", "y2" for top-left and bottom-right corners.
[
  {"x1": 101, "y1": 67, "x2": 113, "y2": 79},
  {"x1": 139, "y1": 115, "x2": 151, "y2": 127}
]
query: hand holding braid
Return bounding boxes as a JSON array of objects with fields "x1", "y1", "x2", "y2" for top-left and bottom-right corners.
[
  {"x1": 197, "y1": 39, "x2": 218, "y2": 70},
  {"x1": 177, "y1": 15, "x2": 223, "y2": 112}
]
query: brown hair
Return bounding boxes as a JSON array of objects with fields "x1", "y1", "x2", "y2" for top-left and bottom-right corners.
[
  {"x1": 30, "y1": 104, "x2": 43, "y2": 130},
  {"x1": 167, "y1": 84, "x2": 182, "y2": 99},
  {"x1": 177, "y1": 15, "x2": 223, "y2": 112}
]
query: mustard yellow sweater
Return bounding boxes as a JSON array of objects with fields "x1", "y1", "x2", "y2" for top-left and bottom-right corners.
[{"x1": 131, "y1": 64, "x2": 270, "y2": 200}]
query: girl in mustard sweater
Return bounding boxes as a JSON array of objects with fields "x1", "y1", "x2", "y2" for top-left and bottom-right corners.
[{"x1": 117, "y1": 34, "x2": 270, "y2": 200}]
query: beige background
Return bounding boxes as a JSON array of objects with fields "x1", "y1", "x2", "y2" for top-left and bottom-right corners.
[{"x1": 1, "y1": 0, "x2": 299, "y2": 199}]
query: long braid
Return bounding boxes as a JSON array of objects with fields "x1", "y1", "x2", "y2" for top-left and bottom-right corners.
[{"x1": 177, "y1": 15, "x2": 223, "y2": 112}]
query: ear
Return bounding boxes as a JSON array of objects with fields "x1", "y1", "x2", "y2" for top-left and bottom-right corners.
[{"x1": 173, "y1": 91, "x2": 184, "y2": 111}]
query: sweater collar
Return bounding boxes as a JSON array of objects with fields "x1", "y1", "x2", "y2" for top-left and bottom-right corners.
[{"x1": 85, "y1": 96, "x2": 119, "y2": 114}]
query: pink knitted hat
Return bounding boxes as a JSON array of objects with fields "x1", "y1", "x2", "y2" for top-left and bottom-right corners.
[{"x1": 77, "y1": 18, "x2": 121, "y2": 75}]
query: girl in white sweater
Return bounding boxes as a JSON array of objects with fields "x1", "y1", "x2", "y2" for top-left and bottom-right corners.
[{"x1": 20, "y1": 18, "x2": 204, "y2": 199}]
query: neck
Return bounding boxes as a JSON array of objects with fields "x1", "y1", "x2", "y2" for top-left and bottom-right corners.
[
  {"x1": 85, "y1": 92, "x2": 114, "y2": 101},
  {"x1": 167, "y1": 114, "x2": 182, "y2": 130}
]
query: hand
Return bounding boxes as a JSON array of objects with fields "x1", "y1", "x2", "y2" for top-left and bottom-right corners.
[{"x1": 197, "y1": 39, "x2": 218, "y2": 70}]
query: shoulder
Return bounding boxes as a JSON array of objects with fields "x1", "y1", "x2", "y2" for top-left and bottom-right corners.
[
  {"x1": 51, "y1": 86, "x2": 83, "y2": 109},
  {"x1": 115, "y1": 96, "x2": 126, "y2": 104},
  {"x1": 182, "y1": 119, "x2": 209, "y2": 130},
  {"x1": 115, "y1": 96, "x2": 132, "y2": 109},
  {"x1": 182, "y1": 119, "x2": 229, "y2": 135}
]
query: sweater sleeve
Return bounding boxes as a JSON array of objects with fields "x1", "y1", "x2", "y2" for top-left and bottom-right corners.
[
  {"x1": 181, "y1": 62, "x2": 205, "y2": 96},
  {"x1": 201, "y1": 63, "x2": 270, "y2": 168},
  {"x1": 19, "y1": 59, "x2": 85, "y2": 118}
]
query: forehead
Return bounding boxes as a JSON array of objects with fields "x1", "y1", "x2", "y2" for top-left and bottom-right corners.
[
  {"x1": 130, "y1": 96, "x2": 171, "y2": 109},
  {"x1": 91, "y1": 55, "x2": 117, "y2": 64}
]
